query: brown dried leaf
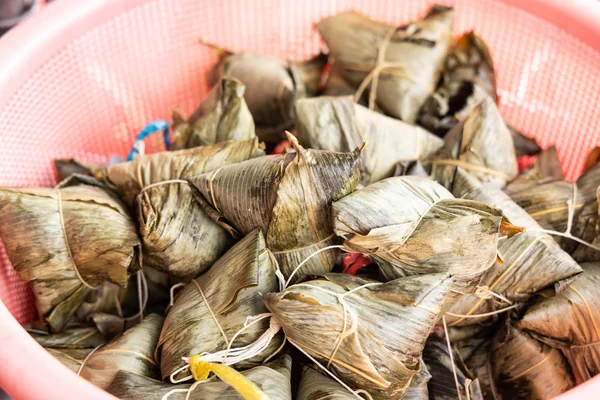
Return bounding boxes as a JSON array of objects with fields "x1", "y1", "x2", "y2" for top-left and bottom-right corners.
[
  {"x1": 170, "y1": 78, "x2": 255, "y2": 150},
  {"x1": 79, "y1": 313, "x2": 163, "y2": 389},
  {"x1": 490, "y1": 322, "x2": 574, "y2": 399},
  {"x1": 518, "y1": 262, "x2": 600, "y2": 381},
  {"x1": 94, "y1": 139, "x2": 264, "y2": 277},
  {"x1": 157, "y1": 230, "x2": 281, "y2": 379},
  {"x1": 263, "y1": 272, "x2": 454, "y2": 399},
  {"x1": 317, "y1": 5, "x2": 454, "y2": 122},
  {"x1": 429, "y1": 96, "x2": 518, "y2": 190},
  {"x1": 0, "y1": 177, "x2": 140, "y2": 332},
  {"x1": 295, "y1": 96, "x2": 443, "y2": 184},
  {"x1": 187, "y1": 137, "x2": 361, "y2": 281}
]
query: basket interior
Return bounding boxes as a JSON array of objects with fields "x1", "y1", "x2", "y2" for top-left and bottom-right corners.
[{"x1": 1, "y1": 0, "x2": 600, "y2": 323}]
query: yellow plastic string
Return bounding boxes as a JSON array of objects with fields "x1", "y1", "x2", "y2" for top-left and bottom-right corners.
[
  {"x1": 188, "y1": 358, "x2": 270, "y2": 400},
  {"x1": 169, "y1": 314, "x2": 280, "y2": 384},
  {"x1": 56, "y1": 188, "x2": 95, "y2": 289}
]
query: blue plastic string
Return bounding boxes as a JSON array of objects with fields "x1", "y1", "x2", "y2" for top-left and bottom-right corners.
[{"x1": 127, "y1": 120, "x2": 171, "y2": 161}]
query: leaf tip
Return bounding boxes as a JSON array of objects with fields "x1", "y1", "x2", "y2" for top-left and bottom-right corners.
[
  {"x1": 500, "y1": 219, "x2": 526, "y2": 238},
  {"x1": 285, "y1": 131, "x2": 305, "y2": 153}
]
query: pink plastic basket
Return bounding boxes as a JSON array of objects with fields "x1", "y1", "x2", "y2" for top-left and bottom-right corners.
[{"x1": 1, "y1": 0, "x2": 600, "y2": 398}]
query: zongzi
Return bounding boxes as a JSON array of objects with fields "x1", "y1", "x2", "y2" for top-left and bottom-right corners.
[
  {"x1": 0, "y1": 175, "x2": 140, "y2": 332},
  {"x1": 93, "y1": 139, "x2": 264, "y2": 278},
  {"x1": 490, "y1": 320, "x2": 575, "y2": 399},
  {"x1": 504, "y1": 146, "x2": 565, "y2": 194},
  {"x1": 332, "y1": 176, "x2": 517, "y2": 299},
  {"x1": 106, "y1": 356, "x2": 292, "y2": 400},
  {"x1": 79, "y1": 313, "x2": 163, "y2": 389},
  {"x1": 423, "y1": 336, "x2": 483, "y2": 400},
  {"x1": 157, "y1": 229, "x2": 281, "y2": 379},
  {"x1": 506, "y1": 150, "x2": 600, "y2": 261},
  {"x1": 207, "y1": 45, "x2": 327, "y2": 143},
  {"x1": 428, "y1": 95, "x2": 518, "y2": 190},
  {"x1": 316, "y1": 5, "x2": 454, "y2": 122},
  {"x1": 445, "y1": 169, "x2": 583, "y2": 326},
  {"x1": 298, "y1": 362, "x2": 430, "y2": 400},
  {"x1": 297, "y1": 366, "x2": 356, "y2": 400},
  {"x1": 32, "y1": 326, "x2": 105, "y2": 349},
  {"x1": 419, "y1": 32, "x2": 496, "y2": 136},
  {"x1": 456, "y1": 332, "x2": 499, "y2": 400},
  {"x1": 170, "y1": 78, "x2": 255, "y2": 150},
  {"x1": 518, "y1": 261, "x2": 600, "y2": 382},
  {"x1": 54, "y1": 158, "x2": 97, "y2": 181},
  {"x1": 294, "y1": 96, "x2": 443, "y2": 184},
  {"x1": 46, "y1": 348, "x2": 96, "y2": 373},
  {"x1": 263, "y1": 272, "x2": 455, "y2": 399},
  {"x1": 187, "y1": 134, "x2": 361, "y2": 282}
]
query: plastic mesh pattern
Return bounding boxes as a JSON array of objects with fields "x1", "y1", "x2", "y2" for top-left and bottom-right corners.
[{"x1": 1, "y1": 0, "x2": 600, "y2": 324}]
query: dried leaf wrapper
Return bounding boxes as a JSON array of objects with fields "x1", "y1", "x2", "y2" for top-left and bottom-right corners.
[
  {"x1": 429, "y1": 96, "x2": 518, "y2": 190},
  {"x1": 264, "y1": 272, "x2": 455, "y2": 399},
  {"x1": 79, "y1": 313, "x2": 164, "y2": 389},
  {"x1": 157, "y1": 230, "x2": 281, "y2": 379},
  {"x1": 0, "y1": 176, "x2": 140, "y2": 332},
  {"x1": 419, "y1": 32, "x2": 496, "y2": 136},
  {"x1": 518, "y1": 262, "x2": 600, "y2": 382},
  {"x1": 171, "y1": 78, "x2": 255, "y2": 150},
  {"x1": 208, "y1": 48, "x2": 326, "y2": 143},
  {"x1": 94, "y1": 139, "x2": 264, "y2": 277},
  {"x1": 106, "y1": 356, "x2": 292, "y2": 400},
  {"x1": 490, "y1": 322, "x2": 574, "y2": 399},
  {"x1": 187, "y1": 138, "x2": 361, "y2": 281},
  {"x1": 295, "y1": 96, "x2": 443, "y2": 184},
  {"x1": 446, "y1": 169, "x2": 583, "y2": 326},
  {"x1": 333, "y1": 176, "x2": 512, "y2": 302},
  {"x1": 316, "y1": 6, "x2": 454, "y2": 122}
]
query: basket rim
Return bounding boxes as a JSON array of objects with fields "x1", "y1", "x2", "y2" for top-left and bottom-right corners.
[
  {"x1": 0, "y1": 0, "x2": 599, "y2": 113},
  {"x1": 0, "y1": 0, "x2": 600, "y2": 399}
]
